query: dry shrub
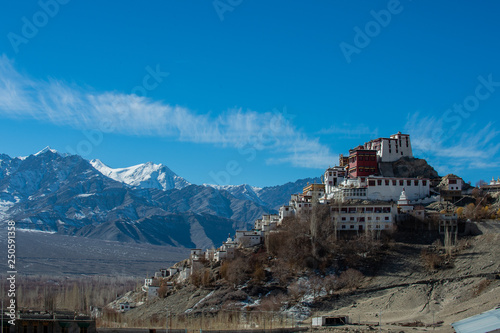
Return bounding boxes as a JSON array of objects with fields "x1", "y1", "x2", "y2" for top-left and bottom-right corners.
[
  {"x1": 221, "y1": 255, "x2": 250, "y2": 286},
  {"x1": 259, "y1": 292, "x2": 286, "y2": 312},
  {"x1": 338, "y1": 268, "x2": 364, "y2": 290},
  {"x1": 287, "y1": 279, "x2": 308, "y2": 302},
  {"x1": 421, "y1": 249, "x2": 444, "y2": 271},
  {"x1": 473, "y1": 279, "x2": 491, "y2": 296},
  {"x1": 190, "y1": 268, "x2": 214, "y2": 288},
  {"x1": 309, "y1": 275, "x2": 324, "y2": 297},
  {"x1": 324, "y1": 274, "x2": 339, "y2": 294}
]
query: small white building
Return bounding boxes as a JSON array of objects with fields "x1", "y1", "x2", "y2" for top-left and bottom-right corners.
[
  {"x1": 214, "y1": 247, "x2": 235, "y2": 262},
  {"x1": 205, "y1": 248, "x2": 215, "y2": 261},
  {"x1": 144, "y1": 278, "x2": 153, "y2": 288},
  {"x1": 177, "y1": 267, "x2": 191, "y2": 283},
  {"x1": 397, "y1": 189, "x2": 413, "y2": 213},
  {"x1": 330, "y1": 202, "x2": 396, "y2": 232},
  {"x1": 235, "y1": 230, "x2": 263, "y2": 247},
  {"x1": 257, "y1": 214, "x2": 279, "y2": 231},
  {"x1": 190, "y1": 249, "x2": 204, "y2": 262},
  {"x1": 440, "y1": 174, "x2": 464, "y2": 191},
  {"x1": 323, "y1": 166, "x2": 347, "y2": 194},
  {"x1": 278, "y1": 205, "x2": 295, "y2": 224},
  {"x1": 439, "y1": 213, "x2": 458, "y2": 235}
]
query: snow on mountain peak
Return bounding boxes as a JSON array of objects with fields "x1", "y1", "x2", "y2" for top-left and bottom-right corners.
[
  {"x1": 90, "y1": 159, "x2": 190, "y2": 191},
  {"x1": 34, "y1": 146, "x2": 59, "y2": 156}
]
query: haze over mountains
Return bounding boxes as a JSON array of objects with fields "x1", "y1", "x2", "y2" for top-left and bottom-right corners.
[{"x1": 0, "y1": 147, "x2": 319, "y2": 249}]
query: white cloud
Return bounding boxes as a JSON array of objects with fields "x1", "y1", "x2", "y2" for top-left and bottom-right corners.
[
  {"x1": 405, "y1": 112, "x2": 500, "y2": 171},
  {"x1": 0, "y1": 55, "x2": 335, "y2": 169}
]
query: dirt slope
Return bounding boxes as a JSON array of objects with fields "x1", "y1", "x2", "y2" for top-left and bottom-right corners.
[{"x1": 311, "y1": 221, "x2": 500, "y2": 332}]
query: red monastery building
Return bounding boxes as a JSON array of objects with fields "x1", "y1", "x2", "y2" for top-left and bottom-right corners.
[{"x1": 348, "y1": 148, "x2": 378, "y2": 178}]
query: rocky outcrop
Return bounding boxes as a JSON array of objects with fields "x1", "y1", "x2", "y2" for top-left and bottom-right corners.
[{"x1": 379, "y1": 157, "x2": 440, "y2": 179}]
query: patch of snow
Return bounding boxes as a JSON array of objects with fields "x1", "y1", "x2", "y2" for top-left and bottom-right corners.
[
  {"x1": 90, "y1": 159, "x2": 190, "y2": 191},
  {"x1": 34, "y1": 146, "x2": 59, "y2": 156},
  {"x1": 76, "y1": 193, "x2": 94, "y2": 198},
  {"x1": 17, "y1": 229, "x2": 56, "y2": 234},
  {"x1": 185, "y1": 290, "x2": 215, "y2": 313}
]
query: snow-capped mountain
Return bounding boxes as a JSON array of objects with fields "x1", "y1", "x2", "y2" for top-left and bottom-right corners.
[
  {"x1": 0, "y1": 147, "x2": 322, "y2": 249},
  {"x1": 204, "y1": 177, "x2": 321, "y2": 210},
  {"x1": 90, "y1": 159, "x2": 190, "y2": 191},
  {"x1": 203, "y1": 184, "x2": 266, "y2": 207},
  {"x1": 0, "y1": 148, "x2": 274, "y2": 248}
]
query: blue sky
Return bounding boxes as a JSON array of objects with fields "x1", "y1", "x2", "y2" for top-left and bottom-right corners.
[{"x1": 0, "y1": 0, "x2": 499, "y2": 187}]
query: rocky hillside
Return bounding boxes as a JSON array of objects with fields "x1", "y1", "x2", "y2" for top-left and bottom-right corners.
[{"x1": 110, "y1": 221, "x2": 500, "y2": 332}]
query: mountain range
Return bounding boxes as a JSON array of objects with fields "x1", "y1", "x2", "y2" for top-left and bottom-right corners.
[{"x1": 0, "y1": 147, "x2": 320, "y2": 249}]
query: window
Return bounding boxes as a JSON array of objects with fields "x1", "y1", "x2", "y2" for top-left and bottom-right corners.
[
  {"x1": 350, "y1": 217, "x2": 355, "y2": 221},
  {"x1": 414, "y1": 180, "x2": 418, "y2": 186},
  {"x1": 368, "y1": 217, "x2": 372, "y2": 220},
  {"x1": 407, "y1": 180, "x2": 411, "y2": 186},
  {"x1": 401, "y1": 152, "x2": 403, "y2": 155},
  {"x1": 399, "y1": 180, "x2": 404, "y2": 186},
  {"x1": 385, "y1": 216, "x2": 389, "y2": 220},
  {"x1": 80, "y1": 328, "x2": 88, "y2": 333},
  {"x1": 369, "y1": 180, "x2": 376, "y2": 186},
  {"x1": 376, "y1": 217, "x2": 380, "y2": 220},
  {"x1": 385, "y1": 180, "x2": 389, "y2": 186},
  {"x1": 342, "y1": 217, "x2": 346, "y2": 221},
  {"x1": 350, "y1": 225, "x2": 355, "y2": 229},
  {"x1": 377, "y1": 180, "x2": 382, "y2": 186},
  {"x1": 392, "y1": 180, "x2": 397, "y2": 186},
  {"x1": 342, "y1": 225, "x2": 346, "y2": 229}
]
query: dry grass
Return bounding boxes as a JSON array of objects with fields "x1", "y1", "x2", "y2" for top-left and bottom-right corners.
[{"x1": 10, "y1": 275, "x2": 138, "y2": 313}]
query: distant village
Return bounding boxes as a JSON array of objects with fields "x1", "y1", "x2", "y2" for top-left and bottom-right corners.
[{"x1": 126, "y1": 132, "x2": 499, "y2": 309}]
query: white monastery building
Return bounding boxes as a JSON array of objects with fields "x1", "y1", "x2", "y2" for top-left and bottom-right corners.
[{"x1": 362, "y1": 131, "x2": 413, "y2": 162}]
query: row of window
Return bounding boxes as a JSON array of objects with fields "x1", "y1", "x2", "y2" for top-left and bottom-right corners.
[
  {"x1": 368, "y1": 179, "x2": 427, "y2": 187},
  {"x1": 332, "y1": 207, "x2": 392, "y2": 213},
  {"x1": 341, "y1": 189, "x2": 367, "y2": 196},
  {"x1": 335, "y1": 216, "x2": 391, "y2": 221},
  {"x1": 340, "y1": 224, "x2": 391, "y2": 230}
]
